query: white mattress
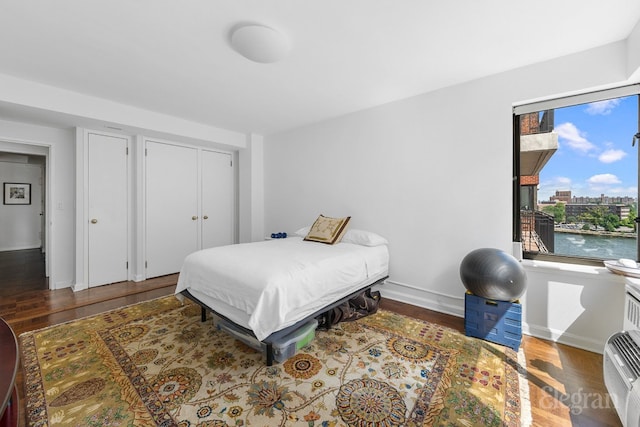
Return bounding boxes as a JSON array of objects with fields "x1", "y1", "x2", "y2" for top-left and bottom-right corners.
[{"x1": 175, "y1": 236, "x2": 389, "y2": 341}]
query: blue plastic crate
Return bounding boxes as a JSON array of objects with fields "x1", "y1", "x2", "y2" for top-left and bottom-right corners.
[{"x1": 464, "y1": 292, "x2": 522, "y2": 351}]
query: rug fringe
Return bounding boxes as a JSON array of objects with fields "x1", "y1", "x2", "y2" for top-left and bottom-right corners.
[{"x1": 518, "y1": 347, "x2": 533, "y2": 426}]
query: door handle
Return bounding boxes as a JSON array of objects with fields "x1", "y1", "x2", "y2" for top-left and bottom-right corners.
[
  {"x1": 203, "y1": 215, "x2": 209, "y2": 220},
  {"x1": 192, "y1": 216, "x2": 198, "y2": 220},
  {"x1": 90, "y1": 219, "x2": 98, "y2": 224}
]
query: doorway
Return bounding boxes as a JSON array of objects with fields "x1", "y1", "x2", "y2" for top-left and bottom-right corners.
[{"x1": 0, "y1": 148, "x2": 49, "y2": 295}]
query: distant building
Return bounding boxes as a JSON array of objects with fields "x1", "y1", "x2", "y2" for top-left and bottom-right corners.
[
  {"x1": 565, "y1": 203, "x2": 630, "y2": 221},
  {"x1": 548, "y1": 191, "x2": 635, "y2": 206},
  {"x1": 550, "y1": 190, "x2": 571, "y2": 203},
  {"x1": 570, "y1": 193, "x2": 635, "y2": 205}
]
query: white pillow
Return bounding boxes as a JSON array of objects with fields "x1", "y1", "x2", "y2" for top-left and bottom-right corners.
[
  {"x1": 296, "y1": 226, "x2": 388, "y2": 247},
  {"x1": 342, "y1": 229, "x2": 388, "y2": 247},
  {"x1": 294, "y1": 226, "x2": 311, "y2": 237}
]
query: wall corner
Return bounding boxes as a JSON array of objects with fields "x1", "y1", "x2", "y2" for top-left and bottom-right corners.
[{"x1": 238, "y1": 134, "x2": 265, "y2": 243}]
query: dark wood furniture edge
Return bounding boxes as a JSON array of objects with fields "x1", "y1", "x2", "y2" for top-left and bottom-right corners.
[{"x1": 0, "y1": 317, "x2": 19, "y2": 427}]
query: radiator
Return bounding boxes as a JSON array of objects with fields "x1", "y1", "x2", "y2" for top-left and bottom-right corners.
[
  {"x1": 604, "y1": 282, "x2": 640, "y2": 427},
  {"x1": 604, "y1": 330, "x2": 640, "y2": 427},
  {"x1": 626, "y1": 284, "x2": 640, "y2": 331}
]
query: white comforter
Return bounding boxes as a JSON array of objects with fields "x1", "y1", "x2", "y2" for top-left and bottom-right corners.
[{"x1": 175, "y1": 237, "x2": 389, "y2": 341}]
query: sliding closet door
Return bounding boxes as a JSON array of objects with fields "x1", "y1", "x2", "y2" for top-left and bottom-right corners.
[
  {"x1": 87, "y1": 133, "x2": 128, "y2": 286},
  {"x1": 146, "y1": 141, "x2": 198, "y2": 278},
  {"x1": 201, "y1": 150, "x2": 233, "y2": 249}
]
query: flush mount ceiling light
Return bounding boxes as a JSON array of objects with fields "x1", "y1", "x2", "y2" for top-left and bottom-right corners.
[{"x1": 230, "y1": 24, "x2": 290, "y2": 64}]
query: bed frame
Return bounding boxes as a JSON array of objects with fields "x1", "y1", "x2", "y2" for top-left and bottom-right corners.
[{"x1": 179, "y1": 275, "x2": 387, "y2": 366}]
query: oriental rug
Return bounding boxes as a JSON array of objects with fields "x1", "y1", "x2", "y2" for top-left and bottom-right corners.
[{"x1": 20, "y1": 296, "x2": 531, "y2": 426}]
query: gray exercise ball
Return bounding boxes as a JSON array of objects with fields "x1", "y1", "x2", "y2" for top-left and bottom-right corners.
[{"x1": 459, "y1": 248, "x2": 527, "y2": 302}]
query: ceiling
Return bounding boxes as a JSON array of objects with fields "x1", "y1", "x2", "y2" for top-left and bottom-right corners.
[{"x1": 1, "y1": 1, "x2": 639, "y2": 136}]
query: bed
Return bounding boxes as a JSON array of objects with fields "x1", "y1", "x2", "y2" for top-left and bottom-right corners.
[{"x1": 175, "y1": 228, "x2": 389, "y2": 365}]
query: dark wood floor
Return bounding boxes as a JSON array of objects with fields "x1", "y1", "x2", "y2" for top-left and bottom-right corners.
[{"x1": 0, "y1": 249, "x2": 621, "y2": 426}]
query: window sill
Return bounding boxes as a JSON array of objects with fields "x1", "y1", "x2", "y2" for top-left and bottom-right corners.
[{"x1": 521, "y1": 258, "x2": 610, "y2": 276}]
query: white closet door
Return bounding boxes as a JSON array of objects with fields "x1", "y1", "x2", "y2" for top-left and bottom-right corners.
[
  {"x1": 146, "y1": 141, "x2": 199, "y2": 278},
  {"x1": 88, "y1": 133, "x2": 128, "y2": 287},
  {"x1": 201, "y1": 150, "x2": 233, "y2": 249}
]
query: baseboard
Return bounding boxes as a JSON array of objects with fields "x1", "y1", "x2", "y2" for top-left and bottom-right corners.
[
  {"x1": 72, "y1": 282, "x2": 88, "y2": 292},
  {"x1": 380, "y1": 280, "x2": 465, "y2": 318},
  {"x1": 524, "y1": 323, "x2": 606, "y2": 354},
  {"x1": 0, "y1": 244, "x2": 41, "y2": 252},
  {"x1": 51, "y1": 280, "x2": 73, "y2": 290}
]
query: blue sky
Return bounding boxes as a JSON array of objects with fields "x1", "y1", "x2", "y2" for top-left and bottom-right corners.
[{"x1": 538, "y1": 95, "x2": 638, "y2": 202}]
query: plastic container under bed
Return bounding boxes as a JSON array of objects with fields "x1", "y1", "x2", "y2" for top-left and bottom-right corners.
[{"x1": 212, "y1": 315, "x2": 318, "y2": 363}]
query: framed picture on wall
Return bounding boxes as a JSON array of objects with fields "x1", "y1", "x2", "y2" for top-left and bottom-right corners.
[{"x1": 3, "y1": 182, "x2": 31, "y2": 205}]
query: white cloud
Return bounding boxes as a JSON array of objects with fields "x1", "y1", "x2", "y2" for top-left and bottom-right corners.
[
  {"x1": 586, "y1": 173, "x2": 622, "y2": 195},
  {"x1": 587, "y1": 173, "x2": 621, "y2": 185},
  {"x1": 608, "y1": 186, "x2": 638, "y2": 195},
  {"x1": 585, "y1": 99, "x2": 621, "y2": 115},
  {"x1": 598, "y1": 149, "x2": 627, "y2": 163},
  {"x1": 555, "y1": 122, "x2": 596, "y2": 153}
]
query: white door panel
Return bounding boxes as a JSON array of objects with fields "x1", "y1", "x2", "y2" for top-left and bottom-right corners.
[
  {"x1": 202, "y1": 150, "x2": 233, "y2": 249},
  {"x1": 88, "y1": 133, "x2": 128, "y2": 286},
  {"x1": 146, "y1": 141, "x2": 199, "y2": 278}
]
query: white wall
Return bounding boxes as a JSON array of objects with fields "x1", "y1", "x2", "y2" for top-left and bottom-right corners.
[
  {"x1": 0, "y1": 161, "x2": 42, "y2": 250},
  {"x1": 627, "y1": 19, "x2": 640, "y2": 81},
  {"x1": 521, "y1": 260, "x2": 626, "y2": 352},
  {"x1": 264, "y1": 40, "x2": 638, "y2": 353}
]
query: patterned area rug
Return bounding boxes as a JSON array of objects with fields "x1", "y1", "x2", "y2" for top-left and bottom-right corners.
[{"x1": 20, "y1": 296, "x2": 531, "y2": 426}]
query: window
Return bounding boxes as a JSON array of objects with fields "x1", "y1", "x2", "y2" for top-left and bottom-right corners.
[{"x1": 513, "y1": 86, "x2": 640, "y2": 264}]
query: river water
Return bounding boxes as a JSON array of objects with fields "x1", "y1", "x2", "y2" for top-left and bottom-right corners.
[{"x1": 554, "y1": 232, "x2": 637, "y2": 259}]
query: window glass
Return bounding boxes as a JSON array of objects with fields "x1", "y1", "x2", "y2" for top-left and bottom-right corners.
[{"x1": 517, "y1": 94, "x2": 639, "y2": 261}]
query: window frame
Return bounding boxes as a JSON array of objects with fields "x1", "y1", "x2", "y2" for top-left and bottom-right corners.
[{"x1": 512, "y1": 84, "x2": 640, "y2": 265}]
